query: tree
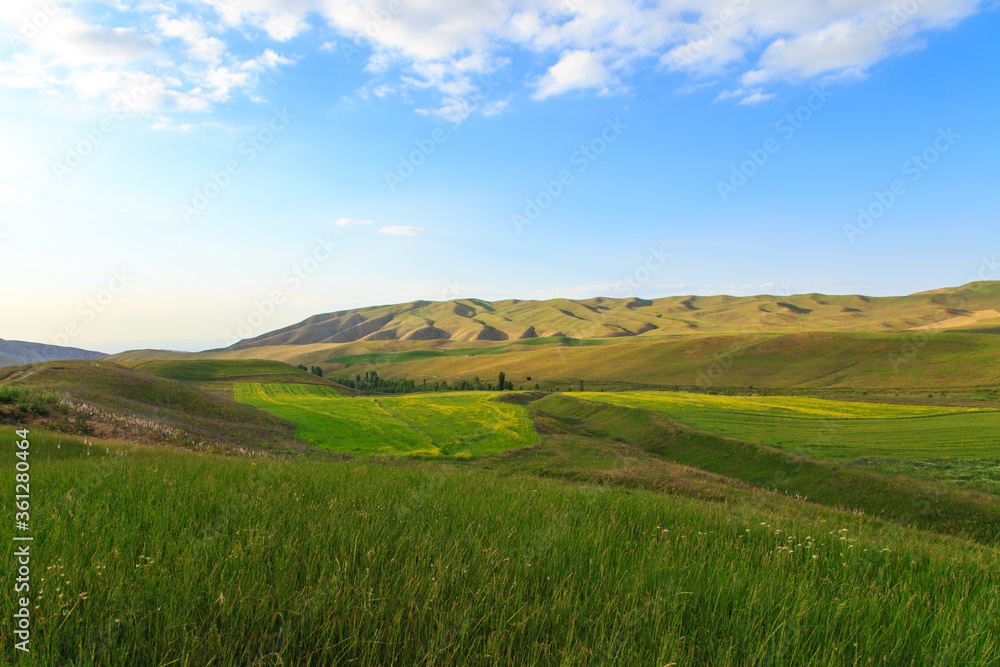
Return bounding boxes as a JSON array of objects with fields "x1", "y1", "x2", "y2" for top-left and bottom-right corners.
[{"x1": 498, "y1": 372, "x2": 506, "y2": 392}]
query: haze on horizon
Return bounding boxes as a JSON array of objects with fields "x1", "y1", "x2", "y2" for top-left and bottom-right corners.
[{"x1": 1, "y1": 0, "x2": 997, "y2": 353}]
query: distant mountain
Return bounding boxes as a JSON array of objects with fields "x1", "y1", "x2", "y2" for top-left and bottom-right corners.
[
  {"x1": 0, "y1": 339, "x2": 106, "y2": 366},
  {"x1": 224, "y1": 281, "x2": 1000, "y2": 351}
]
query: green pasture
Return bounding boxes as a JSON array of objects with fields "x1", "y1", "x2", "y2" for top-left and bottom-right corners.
[
  {"x1": 234, "y1": 383, "x2": 538, "y2": 457},
  {"x1": 3, "y1": 425, "x2": 998, "y2": 666},
  {"x1": 576, "y1": 391, "x2": 1000, "y2": 460}
]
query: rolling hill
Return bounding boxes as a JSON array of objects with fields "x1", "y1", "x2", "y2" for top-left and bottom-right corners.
[
  {"x1": 105, "y1": 281, "x2": 1000, "y2": 395},
  {"x1": 220, "y1": 281, "x2": 1000, "y2": 350},
  {"x1": 0, "y1": 338, "x2": 106, "y2": 366},
  {"x1": 0, "y1": 359, "x2": 321, "y2": 454}
]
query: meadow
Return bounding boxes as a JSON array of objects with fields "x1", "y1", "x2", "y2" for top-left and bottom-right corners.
[
  {"x1": 310, "y1": 330, "x2": 1000, "y2": 396},
  {"x1": 230, "y1": 383, "x2": 1000, "y2": 540},
  {"x1": 2, "y1": 361, "x2": 302, "y2": 453},
  {"x1": 3, "y1": 426, "x2": 998, "y2": 666},
  {"x1": 6, "y1": 356, "x2": 1000, "y2": 665},
  {"x1": 116, "y1": 359, "x2": 343, "y2": 397},
  {"x1": 235, "y1": 383, "x2": 538, "y2": 457},
  {"x1": 575, "y1": 391, "x2": 1000, "y2": 460}
]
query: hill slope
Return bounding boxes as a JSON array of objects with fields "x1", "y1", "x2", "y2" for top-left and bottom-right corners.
[
  {"x1": 221, "y1": 281, "x2": 1000, "y2": 350},
  {"x1": 0, "y1": 338, "x2": 106, "y2": 366},
  {"x1": 0, "y1": 360, "x2": 310, "y2": 453}
]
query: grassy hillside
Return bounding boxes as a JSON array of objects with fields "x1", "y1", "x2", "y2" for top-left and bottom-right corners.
[
  {"x1": 4, "y1": 425, "x2": 998, "y2": 665},
  {"x1": 576, "y1": 391, "x2": 1000, "y2": 459},
  {"x1": 531, "y1": 393, "x2": 1000, "y2": 544},
  {"x1": 116, "y1": 358, "x2": 355, "y2": 397},
  {"x1": 107, "y1": 329, "x2": 1000, "y2": 395},
  {"x1": 236, "y1": 383, "x2": 538, "y2": 457},
  {"x1": 117, "y1": 358, "x2": 331, "y2": 384},
  {"x1": 102, "y1": 282, "x2": 1000, "y2": 396},
  {"x1": 224, "y1": 378, "x2": 1000, "y2": 544},
  {"x1": 217, "y1": 281, "x2": 1000, "y2": 349},
  {"x1": 0, "y1": 360, "x2": 305, "y2": 453},
  {"x1": 317, "y1": 331, "x2": 1000, "y2": 396}
]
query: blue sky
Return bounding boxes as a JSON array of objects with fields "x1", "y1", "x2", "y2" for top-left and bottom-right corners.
[{"x1": 1, "y1": 0, "x2": 997, "y2": 352}]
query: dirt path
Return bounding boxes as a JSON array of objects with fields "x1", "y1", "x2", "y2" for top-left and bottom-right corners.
[{"x1": 0, "y1": 370, "x2": 33, "y2": 385}]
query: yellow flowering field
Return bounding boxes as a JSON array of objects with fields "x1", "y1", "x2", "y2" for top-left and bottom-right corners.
[
  {"x1": 575, "y1": 391, "x2": 1000, "y2": 460},
  {"x1": 235, "y1": 383, "x2": 537, "y2": 457}
]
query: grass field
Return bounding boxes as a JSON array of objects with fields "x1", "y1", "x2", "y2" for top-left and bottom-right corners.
[
  {"x1": 115, "y1": 359, "x2": 350, "y2": 396},
  {"x1": 1, "y1": 361, "x2": 302, "y2": 453},
  {"x1": 4, "y1": 425, "x2": 999, "y2": 666},
  {"x1": 858, "y1": 458, "x2": 1000, "y2": 497},
  {"x1": 7, "y1": 358, "x2": 1000, "y2": 663},
  {"x1": 306, "y1": 331, "x2": 1000, "y2": 397},
  {"x1": 575, "y1": 391, "x2": 1000, "y2": 460},
  {"x1": 235, "y1": 383, "x2": 538, "y2": 457},
  {"x1": 531, "y1": 393, "x2": 1000, "y2": 544}
]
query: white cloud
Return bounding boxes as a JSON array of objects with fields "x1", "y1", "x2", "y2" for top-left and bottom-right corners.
[
  {"x1": 156, "y1": 16, "x2": 225, "y2": 63},
  {"x1": 263, "y1": 14, "x2": 309, "y2": 41},
  {"x1": 722, "y1": 88, "x2": 776, "y2": 105},
  {"x1": 532, "y1": 50, "x2": 616, "y2": 100},
  {"x1": 746, "y1": 19, "x2": 891, "y2": 85},
  {"x1": 0, "y1": 0, "x2": 985, "y2": 117},
  {"x1": 379, "y1": 225, "x2": 427, "y2": 236},
  {"x1": 482, "y1": 99, "x2": 509, "y2": 116},
  {"x1": 243, "y1": 49, "x2": 295, "y2": 72},
  {"x1": 42, "y1": 20, "x2": 159, "y2": 67},
  {"x1": 149, "y1": 117, "x2": 229, "y2": 132},
  {"x1": 290, "y1": 0, "x2": 985, "y2": 108},
  {"x1": 0, "y1": 2, "x2": 295, "y2": 117},
  {"x1": 335, "y1": 217, "x2": 376, "y2": 226},
  {"x1": 0, "y1": 54, "x2": 59, "y2": 89}
]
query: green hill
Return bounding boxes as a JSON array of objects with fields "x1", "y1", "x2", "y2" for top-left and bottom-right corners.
[
  {"x1": 105, "y1": 282, "x2": 1000, "y2": 395},
  {"x1": 314, "y1": 330, "x2": 1000, "y2": 396},
  {"x1": 0, "y1": 360, "x2": 309, "y2": 453},
  {"x1": 5, "y1": 425, "x2": 998, "y2": 665},
  {"x1": 530, "y1": 393, "x2": 1000, "y2": 544},
  {"x1": 115, "y1": 358, "x2": 357, "y2": 398},
  {"x1": 218, "y1": 281, "x2": 1000, "y2": 349}
]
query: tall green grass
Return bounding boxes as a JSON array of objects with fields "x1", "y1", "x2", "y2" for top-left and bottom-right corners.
[
  {"x1": 0, "y1": 387, "x2": 62, "y2": 418},
  {"x1": 532, "y1": 394, "x2": 1000, "y2": 544},
  {"x1": 3, "y1": 426, "x2": 998, "y2": 665},
  {"x1": 856, "y1": 458, "x2": 1000, "y2": 497}
]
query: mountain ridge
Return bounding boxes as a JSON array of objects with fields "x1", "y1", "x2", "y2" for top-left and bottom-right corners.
[
  {"x1": 222, "y1": 281, "x2": 1000, "y2": 351},
  {"x1": 0, "y1": 338, "x2": 106, "y2": 367}
]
